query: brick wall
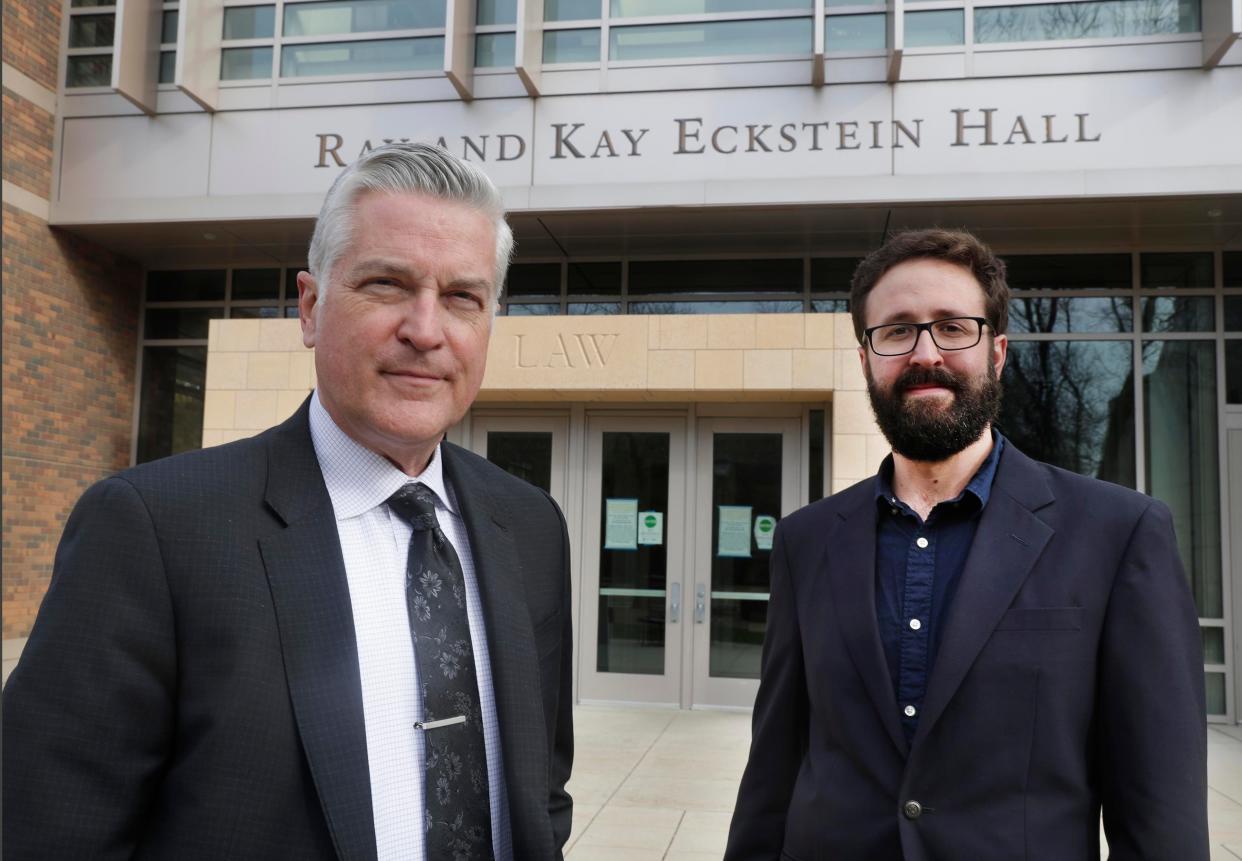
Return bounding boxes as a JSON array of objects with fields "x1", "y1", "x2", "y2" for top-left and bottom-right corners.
[
  {"x1": 2, "y1": 0, "x2": 62, "y2": 91},
  {"x1": 3, "y1": 88, "x2": 54, "y2": 196}
]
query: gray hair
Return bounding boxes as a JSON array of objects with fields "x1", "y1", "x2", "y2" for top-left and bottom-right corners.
[{"x1": 307, "y1": 141, "x2": 514, "y2": 303}]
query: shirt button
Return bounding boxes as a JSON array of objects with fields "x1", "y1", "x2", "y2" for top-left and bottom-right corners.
[
  {"x1": 904, "y1": 705, "x2": 917, "y2": 717},
  {"x1": 916, "y1": 536, "x2": 929, "y2": 549},
  {"x1": 903, "y1": 800, "x2": 923, "y2": 820},
  {"x1": 909, "y1": 618, "x2": 922, "y2": 630}
]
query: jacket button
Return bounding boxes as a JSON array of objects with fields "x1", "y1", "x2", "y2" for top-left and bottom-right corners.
[{"x1": 903, "y1": 800, "x2": 923, "y2": 820}]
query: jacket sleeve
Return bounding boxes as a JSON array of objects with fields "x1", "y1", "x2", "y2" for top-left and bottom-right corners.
[
  {"x1": 1097, "y1": 498, "x2": 1209, "y2": 860},
  {"x1": 546, "y1": 492, "x2": 575, "y2": 857},
  {"x1": 2, "y1": 476, "x2": 177, "y2": 860},
  {"x1": 724, "y1": 522, "x2": 809, "y2": 860}
]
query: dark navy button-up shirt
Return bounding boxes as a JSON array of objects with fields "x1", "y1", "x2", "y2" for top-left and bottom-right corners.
[{"x1": 875, "y1": 431, "x2": 1004, "y2": 745}]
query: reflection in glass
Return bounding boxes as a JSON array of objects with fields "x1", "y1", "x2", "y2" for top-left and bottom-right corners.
[
  {"x1": 1143, "y1": 340, "x2": 1220, "y2": 618},
  {"x1": 811, "y1": 298, "x2": 849, "y2": 313},
  {"x1": 546, "y1": 0, "x2": 601, "y2": 20},
  {"x1": 506, "y1": 303, "x2": 561, "y2": 316},
  {"x1": 221, "y1": 46, "x2": 274, "y2": 80},
  {"x1": 231, "y1": 268, "x2": 282, "y2": 300},
  {"x1": 162, "y1": 10, "x2": 179, "y2": 42},
  {"x1": 612, "y1": 0, "x2": 812, "y2": 13},
  {"x1": 159, "y1": 51, "x2": 176, "y2": 83},
  {"x1": 506, "y1": 263, "x2": 561, "y2": 296},
  {"x1": 223, "y1": 5, "x2": 275, "y2": 38},
  {"x1": 999, "y1": 340, "x2": 1135, "y2": 487},
  {"x1": 1203, "y1": 627, "x2": 1225, "y2": 663},
  {"x1": 137, "y1": 346, "x2": 206, "y2": 464},
  {"x1": 1007, "y1": 296, "x2": 1132, "y2": 333},
  {"x1": 229, "y1": 307, "x2": 281, "y2": 318},
  {"x1": 283, "y1": 0, "x2": 443, "y2": 35},
  {"x1": 975, "y1": 0, "x2": 1199, "y2": 43},
  {"x1": 905, "y1": 9, "x2": 964, "y2": 45},
  {"x1": 66, "y1": 55, "x2": 112, "y2": 87},
  {"x1": 826, "y1": 13, "x2": 885, "y2": 50},
  {"x1": 568, "y1": 262, "x2": 622, "y2": 295},
  {"x1": 487, "y1": 432, "x2": 552, "y2": 493},
  {"x1": 1225, "y1": 251, "x2": 1242, "y2": 287},
  {"x1": 630, "y1": 259, "x2": 802, "y2": 295},
  {"x1": 1141, "y1": 297, "x2": 1214, "y2": 332},
  {"x1": 1005, "y1": 253, "x2": 1131, "y2": 290},
  {"x1": 629, "y1": 300, "x2": 803, "y2": 314},
  {"x1": 144, "y1": 307, "x2": 219, "y2": 340},
  {"x1": 147, "y1": 270, "x2": 227, "y2": 302},
  {"x1": 69, "y1": 14, "x2": 115, "y2": 48},
  {"x1": 1207, "y1": 672, "x2": 1226, "y2": 716},
  {"x1": 477, "y1": 0, "x2": 517, "y2": 25},
  {"x1": 610, "y1": 17, "x2": 812, "y2": 61},
  {"x1": 810, "y1": 257, "x2": 860, "y2": 292},
  {"x1": 569, "y1": 302, "x2": 622, "y2": 315},
  {"x1": 476, "y1": 32, "x2": 516, "y2": 66},
  {"x1": 545, "y1": 28, "x2": 602, "y2": 61},
  {"x1": 1223, "y1": 297, "x2": 1242, "y2": 331},
  {"x1": 281, "y1": 38, "x2": 443, "y2": 76},
  {"x1": 598, "y1": 432, "x2": 670, "y2": 674},
  {"x1": 710, "y1": 433, "x2": 782, "y2": 679},
  {"x1": 1227, "y1": 341, "x2": 1242, "y2": 405},
  {"x1": 1141, "y1": 251, "x2": 1214, "y2": 289}
]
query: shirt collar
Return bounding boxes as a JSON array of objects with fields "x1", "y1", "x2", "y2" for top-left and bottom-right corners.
[
  {"x1": 308, "y1": 390, "x2": 456, "y2": 521},
  {"x1": 875, "y1": 428, "x2": 1005, "y2": 514}
]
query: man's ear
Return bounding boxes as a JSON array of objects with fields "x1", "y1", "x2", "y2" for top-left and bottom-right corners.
[
  {"x1": 992, "y1": 333, "x2": 1008, "y2": 377},
  {"x1": 297, "y1": 271, "x2": 320, "y2": 348}
]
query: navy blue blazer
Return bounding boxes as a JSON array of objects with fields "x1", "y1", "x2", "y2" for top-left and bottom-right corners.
[
  {"x1": 3, "y1": 398, "x2": 574, "y2": 860},
  {"x1": 725, "y1": 442, "x2": 1207, "y2": 861}
]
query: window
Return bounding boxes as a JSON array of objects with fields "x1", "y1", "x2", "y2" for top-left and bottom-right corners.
[
  {"x1": 65, "y1": 0, "x2": 114, "y2": 88},
  {"x1": 975, "y1": 0, "x2": 1200, "y2": 43},
  {"x1": 476, "y1": 0, "x2": 517, "y2": 67}
]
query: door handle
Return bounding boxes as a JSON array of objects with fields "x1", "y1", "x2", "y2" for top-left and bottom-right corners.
[
  {"x1": 669, "y1": 582, "x2": 681, "y2": 624},
  {"x1": 695, "y1": 583, "x2": 706, "y2": 624}
]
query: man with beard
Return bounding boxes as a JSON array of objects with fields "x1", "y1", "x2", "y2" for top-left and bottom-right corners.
[{"x1": 725, "y1": 229, "x2": 1207, "y2": 860}]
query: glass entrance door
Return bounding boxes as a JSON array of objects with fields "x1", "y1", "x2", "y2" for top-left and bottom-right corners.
[
  {"x1": 470, "y1": 415, "x2": 569, "y2": 512},
  {"x1": 580, "y1": 416, "x2": 688, "y2": 704},
  {"x1": 691, "y1": 417, "x2": 800, "y2": 707}
]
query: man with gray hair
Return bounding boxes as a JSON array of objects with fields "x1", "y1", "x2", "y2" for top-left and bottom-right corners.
[{"x1": 4, "y1": 142, "x2": 575, "y2": 860}]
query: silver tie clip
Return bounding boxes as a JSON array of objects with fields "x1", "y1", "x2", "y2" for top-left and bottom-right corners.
[{"x1": 414, "y1": 715, "x2": 467, "y2": 731}]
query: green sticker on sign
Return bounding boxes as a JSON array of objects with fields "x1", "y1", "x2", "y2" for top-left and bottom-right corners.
[
  {"x1": 637, "y1": 511, "x2": 663, "y2": 545},
  {"x1": 754, "y1": 515, "x2": 777, "y2": 550}
]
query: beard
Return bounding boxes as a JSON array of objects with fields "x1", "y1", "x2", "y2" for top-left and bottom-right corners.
[{"x1": 865, "y1": 360, "x2": 1002, "y2": 463}]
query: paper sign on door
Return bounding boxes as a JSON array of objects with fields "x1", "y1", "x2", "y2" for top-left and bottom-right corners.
[{"x1": 718, "y1": 505, "x2": 752, "y2": 558}]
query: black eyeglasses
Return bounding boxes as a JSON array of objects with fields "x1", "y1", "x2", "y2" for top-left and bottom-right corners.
[{"x1": 863, "y1": 316, "x2": 989, "y2": 357}]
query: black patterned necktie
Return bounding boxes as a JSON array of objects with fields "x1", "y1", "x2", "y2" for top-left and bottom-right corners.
[{"x1": 387, "y1": 483, "x2": 493, "y2": 861}]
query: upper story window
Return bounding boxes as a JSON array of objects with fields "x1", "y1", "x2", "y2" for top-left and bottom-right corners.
[
  {"x1": 476, "y1": 0, "x2": 517, "y2": 67},
  {"x1": 65, "y1": 0, "x2": 115, "y2": 87},
  {"x1": 974, "y1": 0, "x2": 1201, "y2": 44}
]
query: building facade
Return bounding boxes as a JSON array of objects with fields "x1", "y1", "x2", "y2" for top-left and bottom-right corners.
[{"x1": 3, "y1": 0, "x2": 1241, "y2": 719}]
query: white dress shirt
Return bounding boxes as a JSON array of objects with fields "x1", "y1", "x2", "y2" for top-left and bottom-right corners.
[{"x1": 309, "y1": 392, "x2": 512, "y2": 860}]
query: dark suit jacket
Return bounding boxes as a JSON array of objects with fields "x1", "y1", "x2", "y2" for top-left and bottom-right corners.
[
  {"x1": 3, "y1": 400, "x2": 574, "y2": 860},
  {"x1": 726, "y1": 442, "x2": 1207, "y2": 861}
]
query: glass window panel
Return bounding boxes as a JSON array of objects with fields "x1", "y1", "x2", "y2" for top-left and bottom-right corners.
[
  {"x1": 1141, "y1": 251, "x2": 1213, "y2": 289},
  {"x1": 609, "y1": 17, "x2": 812, "y2": 61},
  {"x1": 629, "y1": 259, "x2": 802, "y2": 296},
  {"x1": 144, "y1": 307, "x2": 220, "y2": 339},
  {"x1": 809, "y1": 409, "x2": 825, "y2": 503},
  {"x1": 905, "y1": 9, "x2": 964, "y2": 45},
  {"x1": 283, "y1": 0, "x2": 444, "y2": 36},
  {"x1": 711, "y1": 600, "x2": 768, "y2": 679},
  {"x1": 229, "y1": 268, "x2": 281, "y2": 300},
  {"x1": 1008, "y1": 297, "x2": 1133, "y2": 333},
  {"x1": 505, "y1": 303, "x2": 562, "y2": 316},
  {"x1": 162, "y1": 10, "x2": 179, "y2": 43},
  {"x1": 828, "y1": 0, "x2": 883, "y2": 7},
  {"x1": 229, "y1": 306, "x2": 282, "y2": 318},
  {"x1": 826, "y1": 13, "x2": 885, "y2": 50},
  {"x1": 66, "y1": 54, "x2": 112, "y2": 87},
  {"x1": 1140, "y1": 296, "x2": 1214, "y2": 332},
  {"x1": 159, "y1": 50, "x2": 176, "y2": 82},
  {"x1": 222, "y1": 4, "x2": 275, "y2": 38},
  {"x1": 1206, "y1": 672, "x2": 1226, "y2": 716},
  {"x1": 1225, "y1": 297, "x2": 1242, "y2": 331},
  {"x1": 544, "y1": 27, "x2": 602, "y2": 61},
  {"x1": 999, "y1": 340, "x2": 1135, "y2": 488},
  {"x1": 147, "y1": 270, "x2": 226, "y2": 301},
  {"x1": 1203, "y1": 627, "x2": 1225, "y2": 663},
  {"x1": 1225, "y1": 340, "x2": 1242, "y2": 405},
  {"x1": 69, "y1": 14, "x2": 115, "y2": 47},
  {"x1": 70, "y1": 0, "x2": 113, "y2": 6},
  {"x1": 281, "y1": 37, "x2": 443, "y2": 76},
  {"x1": 1224, "y1": 251, "x2": 1242, "y2": 287},
  {"x1": 598, "y1": 431, "x2": 670, "y2": 674},
  {"x1": 568, "y1": 262, "x2": 622, "y2": 295},
  {"x1": 136, "y1": 345, "x2": 206, "y2": 464},
  {"x1": 629, "y1": 300, "x2": 803, "y2": 314},
  {"x1": 811, "y1": 298, "x2": 849, "y2": 313},
  {"x1": 810, "y1": 257, "x2": 859, "y2": 292},
  {"x1": 506, "y1": 263, "x2": 561, "y2": 297},
  {"x1": 1143, "y1": 339, "x2": 1221, "y2": 618},
  {"x1": 546, "y1": 0, "x2": 601, "y2": 19},
  {"x1": 221, "y1": 46, "x2": 273, "y2": 79},
  {"x1": 613, "y1": 0, "x2": 812, "y2": 13},
  {"x1": 475, "y1": 32, "x2": 515, "y2": 66},
  {"x1": 1004, "y1": 253, "x2": 1132, "y2": 291},
  {"x1": 486, "y1": 432, "x2": 552, "y2": 492},
  {"x1": 284, "y1": 305, "x2": 301, "y2": 318},
  {"x1": 975, "y1": 0, "x2": 1200, "y2": 43},
  {"x1": 568, "y1": 302, "x2": 622, "y2": 315},
  {"x1": 477, "y1": 0, "x2": 517, "y2": 25}
]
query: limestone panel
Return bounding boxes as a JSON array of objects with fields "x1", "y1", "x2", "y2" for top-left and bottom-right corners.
[
  {"x1": 482, "y1": 316, "x2": 648, "y2": 391},
  {"x1": 804, "y1": 314, "x2": 835, "y2": 349},
  {"x1": 834, "y1": 313, "x2": 858, "y2": 350},
  {"x1": 205, "y1": 353, "x2": 248, "y2": 390},
  {"x1": 202, "y1": 390, "x2": 236, "y2": 430},
  {"x1": 743, "y1": 350, "x2": 792, "y2": 389},
  {"x1": 792, "y1": 350, "x2": 833, "y2": 389},
  {"x1": 246, "y1": 352, "x2": 291, "y2": 390},
  {"x1": 259, "y1": 318, "x2": 306, "y2": 352},
  {"x1": 657, "y1": 316, "x2": 708, "y2": 350},
  {"x1": 707, "y1": 315, "x2": 756, "y2": 349},
  {"x1": 832, "y1": 433, "x2": 868, "y2": 481},
  {"x1": 213, "y1": 318, "x2": 262, "y2": 352},
  {"x1": 233, "y1": 390, "x2": 279, "y2": 430},
  {"x1": 694, "y1": 350, "x2": 744, "y2": 389},
  {"x1": 833, "y1": 389, "x2": 875, "y2": 436},
  {"x1": 756, "y1": 315, "x2": 804, "y2": 349},
  {"x1": 649, "y1": 350, "x2": 694, "y2": 389}
]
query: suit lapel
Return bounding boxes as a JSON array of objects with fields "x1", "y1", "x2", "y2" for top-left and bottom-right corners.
[
  {"x1": 822, "y1": 485, "x2": 908, "y2": 757},
  {"x1": 442, "y1": 445, "x2": 548, "y2": 856},
  {"x1": 912, "y1": 446, "x2": 1055, "y2": 749},
  {"x1": 258, "y1": 402, "x2": 378, "y2": 861}
]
